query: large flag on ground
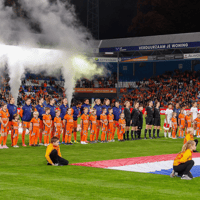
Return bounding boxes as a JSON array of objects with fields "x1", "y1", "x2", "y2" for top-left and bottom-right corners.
[{"x1": 72, "y1": 153, "x2": 200, "y2": 178}]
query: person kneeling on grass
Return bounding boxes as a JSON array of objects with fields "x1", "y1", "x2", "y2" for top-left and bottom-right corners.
[
  {"x1": 45, "y1": 137, "x2": 69, "y2": 166},
  {"x1": 170, "y1": 140, "x2": 196, "y2": 180}
]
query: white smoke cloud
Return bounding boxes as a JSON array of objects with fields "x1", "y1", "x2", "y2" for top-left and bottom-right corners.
[{"x1": 0, "y1": 0, "x2": 104, "y2": 106}]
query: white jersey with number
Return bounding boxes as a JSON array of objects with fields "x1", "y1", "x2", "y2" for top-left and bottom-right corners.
[
  {"x1": 164, "y1": 109, "x2": 173, "y2": 124},
  {"x1": 190, "y1": 107, "x2": 198, "y2": 120}
]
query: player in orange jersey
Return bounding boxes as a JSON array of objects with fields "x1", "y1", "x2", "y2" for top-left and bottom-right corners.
[
  {"x1": 171, "y1": 112, "x2": 178, "y2": 139},
  {"x1": 194, "y1": 113, "x2": 200, "y2": 137},
  {"x1": 185, "y1": 110, "x2": 192, "y2": 128},
  {"x1": 43, "y1": 107, "x2": 52, "y2": 146},
  {"x1": 12, "y1": 113, "x2": 20, "y2": 148},
  {"x1": 64, "y1": 108, "x2": 74, "y2": 145},
  {"x1": 118, "y1": 113, "x2": 126, "y2": 141},
  {"x1": 0, "y1": 104, "x2": 10, "y2": 149},
  {"x1": 100, "y1": 108, "x2": 108, "y2": 143},
  {"x1": 178, "y1": 108, "x2": 185, "y2": 138},
  {"x1": 89, "y1": 108, "x2": 97, "y2": 143},
  {"x1": 54, "y1": 110, "x2": 62, "y2": 141},
  {"x1": 107, "y1": 108, "x2": 114, "y2": 142},
  {"x1": 29, "y1": 112, "x2": 40, "y2": 146},
  {"x1": 71, "y1": 101, "x2": 81, "y2": 144},
  {"x1": 80, "y1": 107, "x2": 89, "y2": 144}
]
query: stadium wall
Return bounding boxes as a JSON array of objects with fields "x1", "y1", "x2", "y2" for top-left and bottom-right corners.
[{"x1": 103, "y1": 60, "x2": 193, "y2": 82}]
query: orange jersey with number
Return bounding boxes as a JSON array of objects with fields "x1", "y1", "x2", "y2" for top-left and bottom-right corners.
[
  {"x1": 30, "y1": 118, "x2": 40, "y2": 129},
  {"x1": 81, "y1": 114, "x2": 89, "y2": 127},
  {"x1": 185, "y1": 115, "x2": 192, "y2": 127},
  {"x1": 171, "y1": 117, "x2": 177, "y2": 129},
  {"x1": 118, "y1": 118, "x2": 126, "y2": 133},
  {"x1": 0, "y1": 109, "x2": 10, "y2": 124},
  {"x1": 107, "y1": 114, "x2": 114, "y2": 124},
  {"x1": 89, "y1": 115, "x2": 97, "y2": 129},
  {"x1": 195, "y1": 118, "x2": 200, "y2": 127},
  {"x1": 12, "y1": 120, "x2": 19, "y2": 130},
  {"x1": 100, "y1": 114, "x2": 108, "y2": 125},
  {"x1": 64, "y1": 114, "x2": 74, "y2": 126},
  {"x1": 179, "y1": 113, "x2": 185, "y2": 125},
  {"x1": 54, "y1": 117, "x2": 62, "y2": 128},
  {"x1": 43, "y1": 114, "x2": 52, "y2": 126}
]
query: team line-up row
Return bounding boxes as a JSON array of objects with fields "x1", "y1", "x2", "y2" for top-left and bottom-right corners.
[{"x1": 0, "y1": 98, "x2": 200, "y2": 148}]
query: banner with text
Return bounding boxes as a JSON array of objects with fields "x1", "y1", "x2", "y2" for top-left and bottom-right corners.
[
  {"x1": 91, "y1": 57, "x2": 119, "y2": 63},
  {"x1": 100, "y1": 41, "x2": 200, "y2": 53},
  {"x1": 121, "y1": 56, "x2": 148, "y2": 62},
  {"x1": 184, "y1": 53, "x2": 200, "y2": 59}
]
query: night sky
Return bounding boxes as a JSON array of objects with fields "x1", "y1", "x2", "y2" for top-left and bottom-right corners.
[{"x1": 71, "y1": 0, "x2": 200, "y2": 40}]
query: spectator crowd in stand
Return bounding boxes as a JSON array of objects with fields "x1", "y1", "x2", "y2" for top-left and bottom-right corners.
[{"x1": 120, "y1": 70, "x2": 200, "y2": 108}]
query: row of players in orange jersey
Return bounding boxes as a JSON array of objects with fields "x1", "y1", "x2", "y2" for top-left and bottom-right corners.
[
  {"x1": 0, "y1": 104, "x2": 126, "y2": 148},
  {"x1": 168, "y1": 110, "x2": 200, "y2": 140},
  {"x1": 80, "y1": 107, "x2": 125, "y2": 144}
]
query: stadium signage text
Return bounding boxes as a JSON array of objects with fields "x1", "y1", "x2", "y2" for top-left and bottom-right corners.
[
  {"x1": 91, "y1": 57, "x2": 119, "y2": 63},
  {"x1": 184, "y1": 53, "x2": 200, "y2": 59},
  {"x1": 99, "y1": 41, "x2": 200, "y2": 52}
]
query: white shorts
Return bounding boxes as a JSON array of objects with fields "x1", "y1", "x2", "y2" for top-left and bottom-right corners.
[{"x1": 163, "y1": 121, "x2": 172, "y2": 130}]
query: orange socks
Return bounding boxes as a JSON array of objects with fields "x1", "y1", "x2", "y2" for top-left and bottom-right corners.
[
  {"x1": 96, "y1": 128, "x2": 100, "y2": 140},
  {"x1": 13, "y1": 135, "x2": 19, "y2": 146},
  {"x1": 172, "y1": 130, "x2": 176, "y2": 138},
  {"x1": 73, "y1": 131, "x2": 77, "y2": 141},
  {"x1": 0, "y1": 136, "x2": 2, "y2": 145},
  {"x1": 44, "y1": 135, "x2": 49, "y2": 144},
  {"x1": 101, "y1": 132, "x2": 105, "y2": 141},
  {"x1": 22, "y1": 130, "x2": 26, "y2": 145},
  {"x1": 11, "y1": 131, "x2": 13, "y2": 146},
  {"x1": 3, "y1": 136, "x2": 7, "y2": 146},
  {"x1": 39, "y1": 131, "x2": 43, "y2": 143}
]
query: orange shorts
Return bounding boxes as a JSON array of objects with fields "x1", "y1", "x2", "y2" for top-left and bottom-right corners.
[
  {"x1": 7, "y1": 121, "x2": 12, "y2": 131},
  {"x1": 66, "y1": 125, "x2": 73, "y2": 135},
  {"x1": 102, "y1": 124, "x2": 107, "y2": 132},
  {"x1": 179, "y1": 124, "x2": 185, "y2": 129},
  {"x1": 108, "y1": 123, "x2": 114, "y2": 133},
  {"x1": 62, "y1": 120, "x2": 65, "y2": 129},
  {"x1": 1, "y1": 124, "x2": 7, "y2": 133},
  {"x1": 32, "y1": 128, "x2": 40, "y2": 137},
  {"x1": 73, "y1": 120, "x2": 77, "y2": 128},
  {"x1": 114, "y1": 121, "x2": 119, "y2": 128},
  {"x1": 96, "y1": 120, "x2": 101, "y2": 127},
  {"x1": 44, "y1": 126, "x2": 51, "y2": 135},
  {"x1": 40, "y1": 120, "x2": 44, "y2": 129},
  {"x1": 23, "y1": 121, "x2": 30, "y2": 129}
]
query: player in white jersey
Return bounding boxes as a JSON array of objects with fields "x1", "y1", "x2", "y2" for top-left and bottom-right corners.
[
  {"x1": 190, "y1": 102, "x2": 198, "y2": 136},
  {"x1": 164, "y1": 104, "x2": 173, "y2": 138}
]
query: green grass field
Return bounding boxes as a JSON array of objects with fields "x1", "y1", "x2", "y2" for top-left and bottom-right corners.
[{"x1": 0, "y1": 116, "x2": 199, "y2": 200}]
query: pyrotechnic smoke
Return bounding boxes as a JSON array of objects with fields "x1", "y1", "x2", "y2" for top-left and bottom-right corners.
[{"x1": 0, "y1": 0, "x2": 104, "y2": 106}]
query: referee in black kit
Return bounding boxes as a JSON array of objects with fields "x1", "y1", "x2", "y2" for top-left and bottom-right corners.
[
  {"x1": 153, "y1": 101, "x2": 161, "y2": 138},
  {"x1": 144, "y1": 101, "x2": 154, "y2": 139},
  {"x1": 130, "y1": 102, "x2": 140, "y2": 140},
  {"x1": 124, "y1": 101, "x2": 131, "y2": 140}
]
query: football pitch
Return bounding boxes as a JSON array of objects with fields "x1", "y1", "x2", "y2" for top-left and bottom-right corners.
[{"x1": 0, "y1": 116, "x2": 199, "y2": 200}]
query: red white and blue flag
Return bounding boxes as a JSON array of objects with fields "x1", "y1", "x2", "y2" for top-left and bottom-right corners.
[{"x1": 72, "y1": 153, "x2": 200, "y2": 177}]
